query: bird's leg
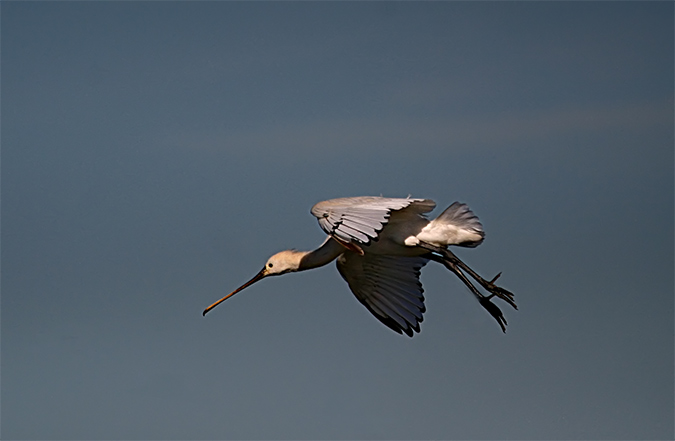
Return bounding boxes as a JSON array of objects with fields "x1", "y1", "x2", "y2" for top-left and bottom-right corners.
[
  {"x1": 445, "y1": 248, "x2": 517, "y2": 310},
  {"x1": 425, "y1": 252, "x2": 508, "y2": 333},
  {"x1": 418, "y1": 241, "x2": 517, "y2": 310}
]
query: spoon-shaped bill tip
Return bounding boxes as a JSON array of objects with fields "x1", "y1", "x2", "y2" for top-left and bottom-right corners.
[{"x1": 202, "y1": 268, "x2": 267, "y2": 316}]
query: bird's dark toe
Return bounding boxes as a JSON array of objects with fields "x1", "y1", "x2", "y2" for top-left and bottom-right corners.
[{"x1": 479, "y1": 297, "x2": 508, "y2": 333}]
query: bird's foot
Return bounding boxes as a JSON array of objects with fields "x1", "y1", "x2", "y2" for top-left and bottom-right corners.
[
  {"x1": 423, "y1": 244, "x2": 518, "y2": 311},
  {"x1": 479, "y1": 296, "x2": 508, "y2": 333},
  {"x1": 484, "y1": 276, "x2": 518, "y2": 310},
  {"x1": 476, "y1": 272, "x2": 518, "y2": 310}
]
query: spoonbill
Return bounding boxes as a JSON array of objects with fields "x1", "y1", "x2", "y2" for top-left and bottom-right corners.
[{"x1": 203, "y1": 197, "x2": 517, "y2": 336}]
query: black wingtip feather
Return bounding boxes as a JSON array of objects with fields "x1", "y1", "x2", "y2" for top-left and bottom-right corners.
[{"x1": 360, "y1": 300, "x2": 419, "y2": 337}]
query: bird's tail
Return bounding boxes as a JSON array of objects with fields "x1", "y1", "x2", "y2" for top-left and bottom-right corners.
[{"x1": 426, "y1": 202, "x2": 485, "y2": 248}]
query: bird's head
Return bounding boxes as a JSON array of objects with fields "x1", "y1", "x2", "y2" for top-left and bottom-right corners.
[
  {"x1": 263, "y1": 250, "x2": 303, "y2": 276},
  {"x1": 202, "y1": 249, "x2": 303, "y2": 316}
]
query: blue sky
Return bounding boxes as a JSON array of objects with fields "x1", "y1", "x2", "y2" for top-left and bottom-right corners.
[{"x1": 2, "y1": 2, "x2": 673, "y2": 439}]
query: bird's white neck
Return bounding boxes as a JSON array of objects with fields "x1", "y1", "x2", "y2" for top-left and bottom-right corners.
[{"x1": 297, "y1": 236, "x2": 345, "y2": 271}]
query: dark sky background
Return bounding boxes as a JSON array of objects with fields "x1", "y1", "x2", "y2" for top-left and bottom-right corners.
[{"x1": 2, "y1": 2, "x2": 673, "y2": 440}]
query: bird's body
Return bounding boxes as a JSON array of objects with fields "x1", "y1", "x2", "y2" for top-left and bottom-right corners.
[
  {"x1": 312, "y1": 197, "x2": 485, "y2": 255},
  {"x1": 203, "y1": 196, "x2": 517, "y2": 336}
]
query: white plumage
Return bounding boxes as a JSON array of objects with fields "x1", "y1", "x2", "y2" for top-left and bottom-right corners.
[{"x1": 203, "y1": 196, "x2": 516, "y2": 336}]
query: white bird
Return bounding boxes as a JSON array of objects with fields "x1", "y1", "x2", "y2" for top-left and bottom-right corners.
[{"x1": 203, "y1": 196, "x2": 517, "y2": 336}]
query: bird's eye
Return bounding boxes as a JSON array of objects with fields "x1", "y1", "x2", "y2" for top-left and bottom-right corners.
[{"x1": 268, "y1": 263, "x2": 273, "y2": 268}]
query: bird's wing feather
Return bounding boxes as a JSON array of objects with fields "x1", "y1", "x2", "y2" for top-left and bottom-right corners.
[
  {"x1": 311, "y1": 197, "x2": 436, "y2": 246},
  {"x1": 336, "y1": 251, "x2": 428, "y2": 337}
]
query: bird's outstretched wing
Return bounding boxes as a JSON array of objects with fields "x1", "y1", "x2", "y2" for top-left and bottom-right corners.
[
  {"x1": 336, "y1": 251, "x2": 428, "y2": 337},
  {"x1": 311, "y1": 197, "x2": 436, "y2": 247}
]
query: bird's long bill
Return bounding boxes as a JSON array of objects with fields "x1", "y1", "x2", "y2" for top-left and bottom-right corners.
[{"x1": 202, "y1": 268, "x2": 266, "y2": 316}]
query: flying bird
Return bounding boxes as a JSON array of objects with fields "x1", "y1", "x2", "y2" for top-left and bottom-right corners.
[{"x1": 203, "y1": 196, "x2": 517, "y2": 336}]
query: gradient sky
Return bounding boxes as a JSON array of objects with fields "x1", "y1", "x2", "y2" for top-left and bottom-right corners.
[{"x1": 2, "y1": 2, "x2": 673, "y2": 440}]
